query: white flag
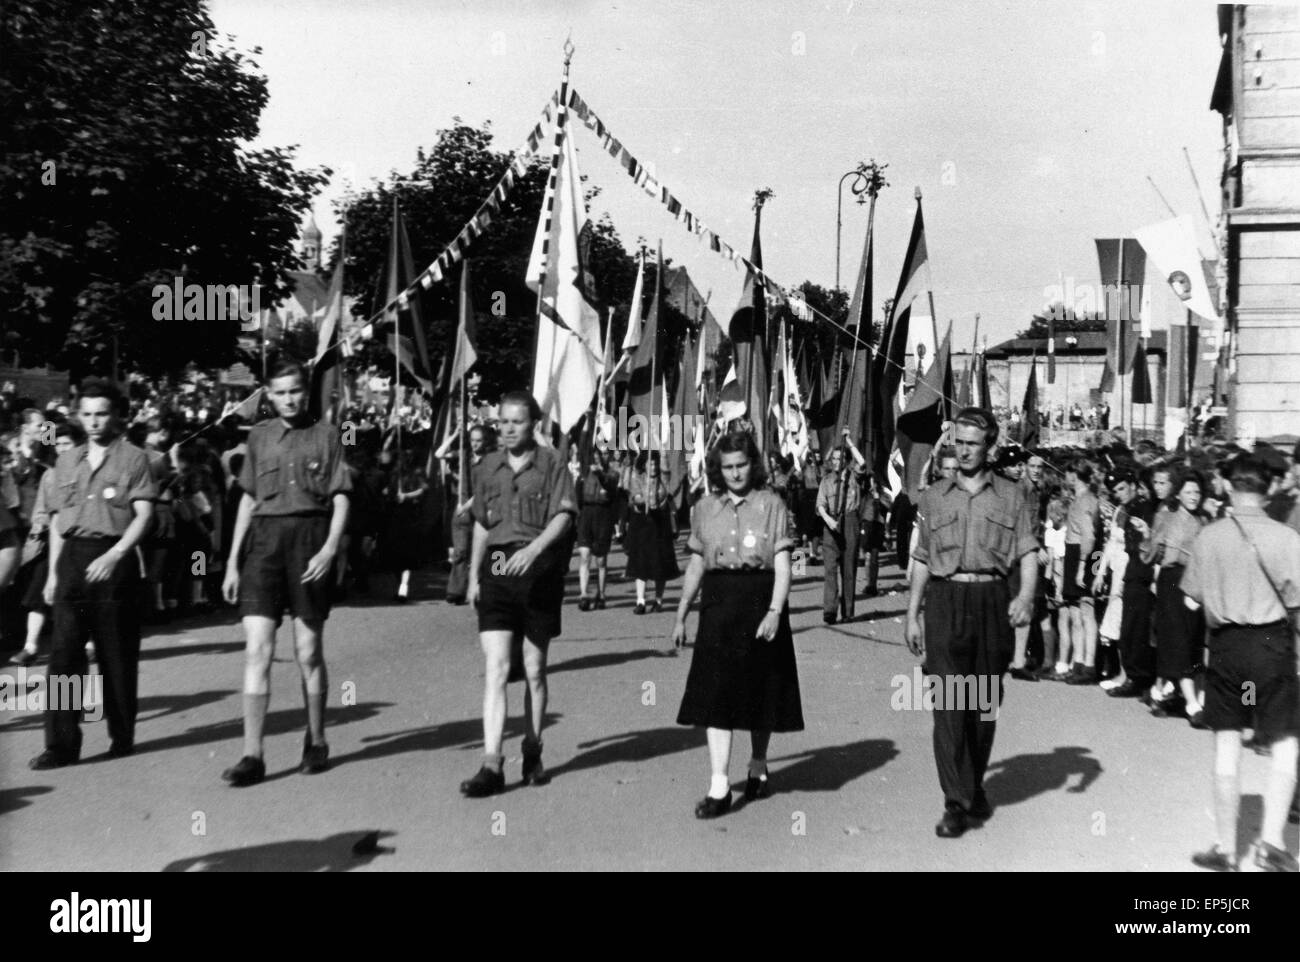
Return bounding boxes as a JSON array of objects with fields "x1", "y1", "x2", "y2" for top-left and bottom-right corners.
[
  {"x1": 1134, "y1": 215, "x2": 1222, "y2": 328},
  {"x1": 622, "y1": 250, "x2": 645, "y2": 353},
  {"x1": 527, "y1": 131, "x2": 604, "y2": 433}
]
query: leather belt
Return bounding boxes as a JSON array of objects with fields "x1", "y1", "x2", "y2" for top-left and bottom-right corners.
[{"x1": 941, "y1": 572, "x2": 1000, "y2": 583}]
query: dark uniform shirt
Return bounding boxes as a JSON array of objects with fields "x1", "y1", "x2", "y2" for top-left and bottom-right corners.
[
  {"x1": 579, "y1": 466, "x2": 619, "y2": 506},
  {"x1": 912, "y1": 472, "x2": 1039, "y2": 577},
  {"x1": 47, "y1": 437, "x2": 158, "y2": 538},
  {"x1": 472, "y1": 445, "x2": 577, "y2": 548},
  {"x1": 688, "y1": 489, "x2": 793, "y2": 570},
  {"x1": 816, "y1": 467, "x2": 864, "y2": 518},
  {"x1": 236, "y1": 418, "x2": 351, "y2": 517},
  {"x1": 1181, "y1": 504, "x2": 1300, "y2": 628}
]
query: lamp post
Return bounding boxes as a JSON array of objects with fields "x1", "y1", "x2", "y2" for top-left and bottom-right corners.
[{"x1": 836, "y1": 162, "x2": 876, "y2": 290}]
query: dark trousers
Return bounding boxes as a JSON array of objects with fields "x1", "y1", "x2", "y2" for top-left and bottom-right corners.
[
  {"x1": 1119, "y1": 580, "x2": 1155, "y2": 684},
  {"x1": 893, "y1": 497, "x2": 916, "y2": 569},
  {"x1": 923, "y1": 579, "x2": 1013, "y2": 812},
  {"x1": 45, "y1": 538, "x2": 142, "y2": 756},
  {"x1": 446, "y1": 509, "x2": 473, "y2": 601},
  {"x1": 822, "y1": 510, "x2": 859, "y2": 618}
]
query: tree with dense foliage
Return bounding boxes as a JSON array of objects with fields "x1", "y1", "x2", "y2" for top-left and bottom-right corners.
[{"x1": 0, "y1": 0, "x2": 328, "y2": 378}]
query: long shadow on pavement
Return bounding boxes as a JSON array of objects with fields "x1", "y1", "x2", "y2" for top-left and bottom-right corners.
[
  {"x1": 327, "y1": 713, "x2": 562, "y2": 768},
  {"x1": 140, "y1": 640, "x2": 245, "y2": 661},
  {"x1": 0, "y1": 689, "x2": 237, "y2": 734},
  {"x1": 546, "y1": 725, "x2": 707, "y2": 779},
  {"x1": 767, "y1": 738, "x2": 900, "y2": 792},
  {"x1": 161, "y1": 829, "x2": 396, "y2": 872},
  {"x1": 124, "y1": 699, "x2": 393, "y2": 757},
  {"x1": 0, "y1": 785, "x2": 54, "y2": 815},
  {"x1": 981, "y1": 746, "x2": 1103, "y2": 807},
  {"x1": 549, "y1": 649, "x2": 676, "y2": 675}
]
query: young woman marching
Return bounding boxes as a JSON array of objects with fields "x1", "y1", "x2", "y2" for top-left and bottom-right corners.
[
  {"x1": 624, "y1": 451, "x2": 680, "y2": 613},
  {"x1": 671, "y1": 430, "x2": 804, "y2": 818}
]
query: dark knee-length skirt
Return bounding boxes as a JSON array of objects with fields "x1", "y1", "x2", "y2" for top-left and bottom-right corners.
[
  {"x1": 625, "y1": 507, "x2": 680, "y2": 582},
  {"x1": 677, "y1": 569, "x2": 804, "y2": 732},
  {"x1": 1154, "y1": 564, "x2": 1204, "y2": 679}
]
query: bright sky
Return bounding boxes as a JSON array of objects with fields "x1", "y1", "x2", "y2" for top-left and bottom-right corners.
[{"x1": 211, "y1": 0, "x2": 1225, "y2": 348}]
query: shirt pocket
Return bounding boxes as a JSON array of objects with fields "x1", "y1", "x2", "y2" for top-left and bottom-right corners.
[
  {"x1": 483, "y1": 489, "x2": 503, "y2": 527},
  {"x1": 301, "y1": 457, "x2": 328, "y2": 498},
  {"x1": 929, "y1": 510, "x2": 962, "y2": 570},
  {"x1": 520, "y1": 490, "x2": 548, "y2": 529},
  {"x1": 256, "y1": 464, "x2": 282, "y2": 501},
  {"x1": 986, "y1": 510, "x2": 1017, "y2": 566}
]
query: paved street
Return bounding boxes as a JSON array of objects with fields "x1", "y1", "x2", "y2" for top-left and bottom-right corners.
[{"x1": 2, "y1": 543, "x2": 1295, "y2": 872}]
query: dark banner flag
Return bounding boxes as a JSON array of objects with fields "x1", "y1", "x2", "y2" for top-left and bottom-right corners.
[
  {"x1": 874, "y1": 194, "x2": 929, "y2": 479},
  {"x1": 729, "y1": 201, "x2": 771, "y2": 452},
  {"x1": 1130, "y1": 339, "x2": 1153, "y2": 405},
  {"x1": 1021, "y1": 354, "x2": 1040, "y2": 450}
]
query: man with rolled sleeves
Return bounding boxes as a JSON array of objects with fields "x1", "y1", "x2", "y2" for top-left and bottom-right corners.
[
  {"x1": 906, "y1": 407, "x2": 1039, "y2": 838},
  {"x1": 220, "y1": 360, "x2": 351, "y2": 787},
  {"x1": 31, "y1": 378, "x2": 157, "y2": 769},
  {"x1": 1183, "y1": 454, "x2": 1299, "y2": 873}
]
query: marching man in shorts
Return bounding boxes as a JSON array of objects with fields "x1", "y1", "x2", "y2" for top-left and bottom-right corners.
[{"x1": 220, "y1": 360, "x2": 351, "y2": 786}]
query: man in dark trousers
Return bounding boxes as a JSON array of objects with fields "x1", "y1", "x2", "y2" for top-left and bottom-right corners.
[
  {"x1": 1183, "y1": 454, "x2": 1299, "y2": 873},
  {"x1": 816, "y1": 430, "x2": 867, "y2": 624},
  {"x1": 31, "y1": 378, "x2": 157, "y2": 769},
  {"x1": 220, "y1": 360, "x2": 351, "y2": 786},
  {"x1": 906, "y1": 407, "x2": 1039, "y2": 838},
  {"x1": 1104, "y1": 465, "x2": 1157, "y2": 699}
]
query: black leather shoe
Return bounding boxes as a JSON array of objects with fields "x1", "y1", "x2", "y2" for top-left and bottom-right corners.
[
  {"x1": 1187, "y1": 709, "x2": 1210, "y2": 730},
  {"x1": 29, "y1": 749, "x2": 79, "y2": 771},
  {"x1": 650, "y1": 599, "x2": 663, "y2": 613},
  {"x1": 107, "y1": 741, "x2": 134, "y2": 759},
  {"x1": 1107, "y1": 680, "x2": 1142, "y2": 698},
  {"x1": 460, "y1": 766, "x2": 505, "y2": 798},
  {"x1": 300, "y1": 735, "x2": 330, "y2": 774},
  {"x1": 1191, "y1": 845, "x2": 1238, "y2": 872},
  {"x1": 694, "y1": 793, "x2": 732, "y2": 819},
  {"x1": 577, "y1": 597, "x2": 592, "y2": 612},
  {"x1": 1066, "y1": 666, "x2": 1098, "y2": 686},
  {"x1": 593, "y1": 596, "x2": 607, "y2": 610},
  {"x1": 968, "y1": 791, "x2": 993, "y2": 821},
  {"x1": 935, "y1": 808, "x2": 969, "y2": 838},
  {"x1": 1009, "y1": 666, "x2": 1038, "y2": 682},
  {"x1": 823, "y1": 612, "x2": 838, "y2": 625},
  {"x1": 1254, "y1": 840, "x2": 1299, "y2": 873},
  {"x1": 744, "y1": 775, "x2": 772, "y2": 801},
  {"x1": 633, "y1": 603, "x2": 646, "y2": 615},
  {"x1": 521, "y1": 748, "x2": 550, "y2": 786},
  {"x1": 221, "y1": 755, "x2": 266, "y2": 787}
]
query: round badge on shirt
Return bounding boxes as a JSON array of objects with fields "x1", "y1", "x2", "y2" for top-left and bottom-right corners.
[
  {"x1": 743, "y1": 533, "x2": 757, "y2": 549},
  {"x1": 102, "y1": 487, "x2": 117, "y2": 499}
]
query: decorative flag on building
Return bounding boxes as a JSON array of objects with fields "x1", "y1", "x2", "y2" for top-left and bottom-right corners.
[{"x1": 1134, "y1": 215, "x2": 1223, "y2": 329}]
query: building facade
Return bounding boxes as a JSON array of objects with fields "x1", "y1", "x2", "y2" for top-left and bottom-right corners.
[{"x1": 1212, "y1": 4, "x2": 1300, "y2": 442}]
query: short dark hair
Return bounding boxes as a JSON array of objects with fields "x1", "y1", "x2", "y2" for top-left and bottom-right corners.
[
  {"x1": 267, "y1": 358, "x2": 308, "y2": 384},
  {"x1": 54, "y1": 421, "x2": 85, "y2": 444},
  {"x1": 1225, "y1": 454, "x2": 1272, "y2": 495},
  {"x1": 468, "y1": 423, "x2": 496, "y2": 450},
  {"x1": 498, "y1": 390, "x2": 542, "y2": 423},
  {"x1": 1066, "y1": 458, "x2": 1093, "y2": 484},
  {"x1": 952, "y1": 406, "x2": 998, "y2": 446},
  {"x1": 77, "y1": 377, "x2": 126, "y2": 416},
  {"x1": 1173, "y1": 467, "x2": 1209, "y2": 502},
  {"x1": 706, "y1": 430, "x2": 767, "y2": 491}
]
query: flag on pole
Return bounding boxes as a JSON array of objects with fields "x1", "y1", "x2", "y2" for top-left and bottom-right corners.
[
  {"x1": 621, "y1": 249, "x2": 645, "y2": 353},
  {"x1": 1021, "y1": 353, "x2": 1040, "y2": 450},
  {"x1": 836, "y1": 206, "x2": 874, "y2": 462},
  {"x1": 384, "y1": 202, "x2": 435, "y2": 392},
  {"x1": 874, "y1": 194, "x2": 929, "y2": 478},
  {"x1": 728, "y1": 199, "x2": 771, "y2": 452},
  {"x1": 627, "y1": 241, "x2": 666, "y2": 448},
  {"x1": 1134, "y1": 215, "x2": 1223, "y2": 328},
  {"x1": 310, "y1": 225, "x2": 347, "y2": 422},
  {"x1": 527, "y1": 127, "x2": 605, "y2": 433},
  {"x1": 450, "y1": 259, "x2": 479, "y2": 390},
  {"x1": 897, "y1": 324, "x2": 953, "y2": 496}
]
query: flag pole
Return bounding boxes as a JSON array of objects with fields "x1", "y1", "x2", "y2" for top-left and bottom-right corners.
[
  {"x1": 840, "y1": 161, "x2": 887, "y2": 460},
  {"x1": 530, "y1": 40, "x2": 575, "y2": 437}
]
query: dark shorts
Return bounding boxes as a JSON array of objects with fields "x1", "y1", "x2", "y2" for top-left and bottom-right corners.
[
  {"x1": 1203, "y1": 622, "x2": 1299, "y2": 743},
  {"x1": 1061, "y1": 543, "x2": 1085, "y2": 603},
  {"x1": 576, "y1": 502, "x2": 615, "y2": 556},
  {"x1": 476, "y1": 543, "x2": 566, "y2": 641},
  {"x1": 238, "y1": 515, "x2": 332, "y2": 624}
]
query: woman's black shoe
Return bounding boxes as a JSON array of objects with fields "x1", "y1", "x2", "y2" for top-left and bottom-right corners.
[
  {"x1": 743, "y1": 775, "x2": 772, "y2": 801},
  {"x1": 521, "y1": 750, "x2": 550, "y2": 786},
  {"x1": 650, "y1": 599, "x2": 663, "y2": 613},
  {"x1": 633, "y1": 603, "x2": 646, "y2": 615},
  {"x1": 460, "y1": 766, "x2": 505, "y2": 798},
  {"x1": 577, "y1": 597, "x2": 592, "y2": 612},
  {"x1": 1008, "y1": 666, "x2": 1038, "y2": 682},
  {"x1": 300, "y1": 735, "x2": 330, "y2": 774},
  {"x1": 694, "y1": 793, "x2": 732, "y2": 819},
  {"x1": 1191, "y1": 845, "x2": 1238, "y2": 872},
  {"x1": 221, "y1": 755, "x2": 266, "y2": 787},
  {"x1": 594, "y1": 596, "x2": 607, "y2": 610}
]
